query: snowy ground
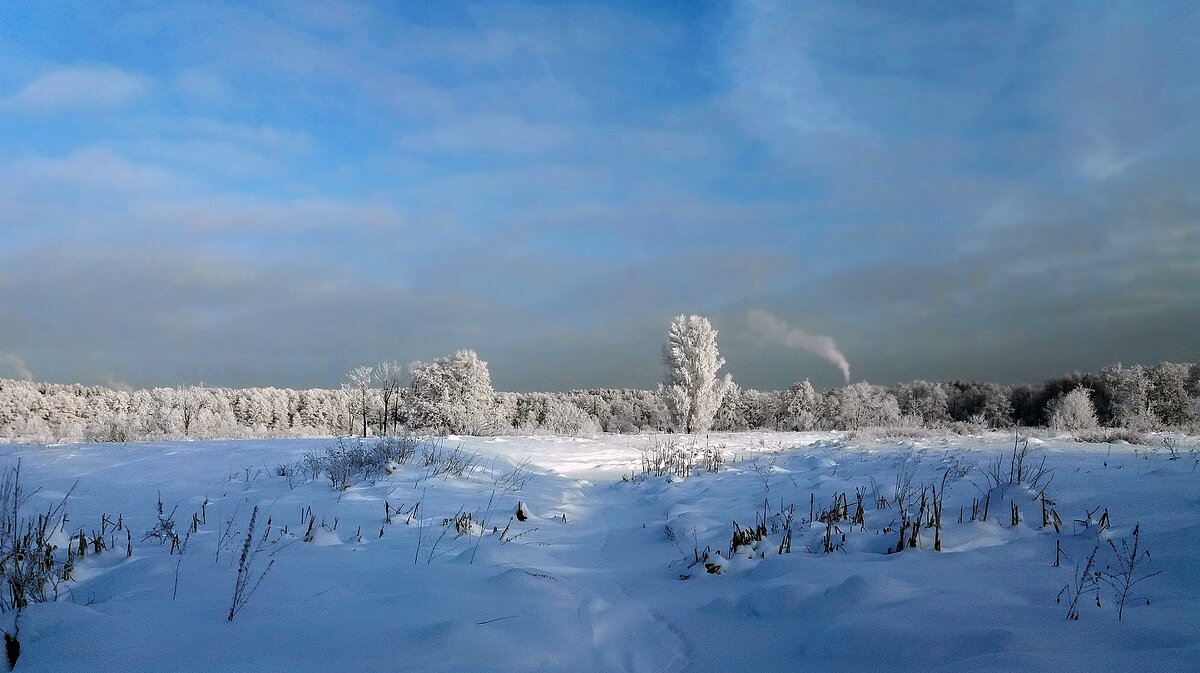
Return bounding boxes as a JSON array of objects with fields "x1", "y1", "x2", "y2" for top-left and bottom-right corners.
[{"x1": 2, "y1": 431, "x2": 1198, "y2": 672}]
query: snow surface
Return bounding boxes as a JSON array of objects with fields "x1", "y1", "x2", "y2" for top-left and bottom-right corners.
[{"x1": 3, "y1": 431, "x2": 1198, "y2": 672}]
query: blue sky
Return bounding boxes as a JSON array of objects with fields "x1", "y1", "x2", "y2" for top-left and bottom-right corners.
[{"x1": 0, "y1": 1, "x2": 1197, "y2": 392}]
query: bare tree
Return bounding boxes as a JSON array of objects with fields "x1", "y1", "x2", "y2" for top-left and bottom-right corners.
[
  {"x1": 375, "y1": 361, "x2": 402, "y2": 435},
  {"x1": 345, "y1": 366, "x2": 374, "y2": 438}
]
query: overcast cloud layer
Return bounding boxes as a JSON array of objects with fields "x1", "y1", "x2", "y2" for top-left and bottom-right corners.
[{"x1": 1, "y1": 1, "x2": 1197, "y2": 391}]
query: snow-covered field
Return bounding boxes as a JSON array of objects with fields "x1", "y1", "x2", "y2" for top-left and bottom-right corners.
[{"x1": 2, "y1": 431, "x2": 1197, "y2": 672}]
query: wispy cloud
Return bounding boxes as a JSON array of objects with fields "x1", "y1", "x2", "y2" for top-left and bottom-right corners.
[
  {"x1": 2, "y1": 65, "x2": 148, "y2": 112},
  {"x1": 0, "y1": 1, "x2": 1195, "y2": 391}
]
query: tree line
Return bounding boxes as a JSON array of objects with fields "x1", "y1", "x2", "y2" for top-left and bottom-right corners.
[{"x1": 1, "y1": 316, "x2": 1196, "y2": 442}]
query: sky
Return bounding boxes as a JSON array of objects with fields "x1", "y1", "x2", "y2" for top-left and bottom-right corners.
[{"x1": 0, "y1": 0, "x2": 1197, "y2": 393}]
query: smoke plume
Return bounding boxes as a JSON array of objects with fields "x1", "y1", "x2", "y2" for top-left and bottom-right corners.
[
  {"x1": 747, "y1": 309, "x2": 850, "y2": 383},
  {"x1": 0, "y1": 352, "x2": 34, "y2": 381}
]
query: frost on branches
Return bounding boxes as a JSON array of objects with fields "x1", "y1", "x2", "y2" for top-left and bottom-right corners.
[
  {"x1": 661, "y1": 315, "x2": 731, "y2": 434},
  {"x1": 405, "y1": 350, "x2": 498, "y2": 435},
  {"x1": 1050, "y1": 387, "x2": 1099, "y2": 431}
]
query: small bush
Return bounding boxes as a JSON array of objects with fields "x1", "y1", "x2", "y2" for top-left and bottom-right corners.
[
  {"x1": 604, "y1": 415, "x2": 640, "y2": 434},
  {"x1": 303, "y1": 436, "x2": 420, "y2": 490},
  {"x1": 1073, "y1": 429, "x2": 1150, "y2": 445},
  {"x1": 419, "y1": 443, "x2": 482, "y2": 480},
  {"x1": 0, "y1": 463, "x2": 75, "y2": 621},
  {"x1": 982, "y1": 434, "x2": 1054, "y2": 493},
  {"x1": 538, "y1": 399, "x2": 600, "y2": 436},
  {"x1": 1049, "y1": 388, "x2": 1099, "y2": 431},
  {"x1": 847, "y1": 426, "x2": 943, "y2": 442},
  {"x1": 946, "y1": 421, "x2": 986, "y2": 435},
  {"x1": 493, "y1": 457, "x2": 536, "y2": 492},
  {"x1": 640, "y1": 437, "x2": 691, "y2": 477}
]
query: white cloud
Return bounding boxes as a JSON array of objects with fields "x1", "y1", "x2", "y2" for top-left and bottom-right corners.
[
  {"x1": 2, "y1": 65, "x2": 148, "y2": 112},
  {"x1": 173, "y1": 69, "x2": 227, "y2": 101},
  {"x1": 4, "y1": 147, "x2": 182, "y2": 197}
]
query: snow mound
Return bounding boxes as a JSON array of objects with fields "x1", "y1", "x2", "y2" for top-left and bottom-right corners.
[{"x1": 308, "y1": 526, "x2": 341, "y2": 546}]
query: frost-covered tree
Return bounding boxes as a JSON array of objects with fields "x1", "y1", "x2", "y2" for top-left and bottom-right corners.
[
  {"x1": 1102, "y1": 364, "x2": 1155, "y2": 430},
  {"x1": 827, "y1": 383, "x2": 901, "y2": 430},
  {"x1": 233, "y1": 389, "x2": 273, "y2": 430},
  {"x1": 177, "y1": 387, "x2": 203, "y2": 436},
  {"x1": 894, "y1": 380, "x2": 950, "y2": 426},
  {"x1": 661, "y1": 315, "x2": 731, "y2": 434},
  {"x1": 779, "y1": 380, "x2": 822, "y2": 431},
  {"x1": 738, "y1": 388, "x2": 781, "y2": 430},
  {"x1": 508, "y1": 393, "x2": 598, "y2": 436},
  {"x1": 712, "y1": 381, "x2": 751, "y2": 432},
  {"x1": 406, "y1": 350, "x2": 497, "y2": 435},
  {"x1": 1148, "y1": 361, "x2": 1194, "y2": 427},
  {"x1": 943, "y1": 381, "x2": 1013, "y2": 427},
  {"x1": 1049, "y1": 387, "x2": 1099, "y2": 431}
]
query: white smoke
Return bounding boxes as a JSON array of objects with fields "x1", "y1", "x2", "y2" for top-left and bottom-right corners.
[
  {"x1": 747, "y1": 309, "x2": 850, "y2": 383},
  {"x1": 0, "y1": 352, "x2": 34, "y2": 381}
]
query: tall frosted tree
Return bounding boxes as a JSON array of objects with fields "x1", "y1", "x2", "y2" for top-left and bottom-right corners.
[
  {"x1": 406, "y1": 349, "x2": 497, "y2": 435},
  {"x1": 661, "y1": 314, "x2": 731, "y2": 434}
]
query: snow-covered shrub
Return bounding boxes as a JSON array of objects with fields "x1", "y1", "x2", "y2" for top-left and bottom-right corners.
[
  {"x1": 538, "y1": 398, "x2": 599, "y2": 436},
  {"x1": 604, "y1": 414, "x2": 639, "y2": 434},
  {"x1": 1072, "y1": 429, "x2": 1149, "y2": 445},
  {"x1": 1049, "y1": 388, "x2": 1099, "y2": 431},
  {"x1": 640, "y1": 437, "x2": 693, "y2": 478},
  {"x1": 946, "y1": 420, "x2": 987, "y2": 435},
  {"x1": 0, "y1": 463, "x2": 74, "y2": 631},
  {"x1": 848, "y1": 426, "x2": 942, "y2": 442},
  {"x1": 982, "y1": 435, "x2": 1054, "y2": 492},
  {"x1": 419, "y1": 443, "x2": 482, "y2": 479},
  {"x1": 305, "y1": 436, "x2": 420, "y2": 490},
  {"x1": 638, "y1": 436, "x2": 724, "y2": 477}
]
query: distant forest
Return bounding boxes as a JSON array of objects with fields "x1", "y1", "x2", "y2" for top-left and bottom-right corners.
[{"x1": 1, "y1": 357, "x2": 1196, "y2": 442}]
